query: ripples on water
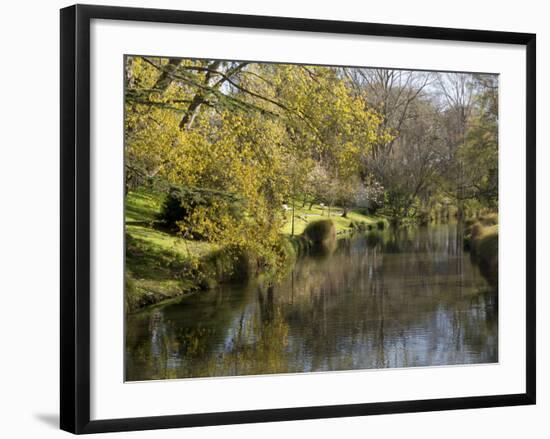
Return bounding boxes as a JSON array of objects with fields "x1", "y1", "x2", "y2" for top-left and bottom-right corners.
[{"x1": 125, "y1": 223, "x2": 498, "y2": 381}]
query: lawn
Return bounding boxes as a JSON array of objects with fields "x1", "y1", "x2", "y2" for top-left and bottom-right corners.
[
  {"x1": 126, "y1": 189, "x2": 215, "y2": 261},
  {"x1": 280, "y1": 203, "x2": 384, "y2": 235},
  {"x1": 126, "y1": 190, "x2": 384, "y2": 250},
  {"x1": 125, "y1": 189, "x2": 386, "y2": 311},
  {"x1": 125, "y1": 189, "x2": 218, "y2": 311}
]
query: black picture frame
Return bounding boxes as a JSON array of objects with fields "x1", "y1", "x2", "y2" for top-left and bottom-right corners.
[{"x1": 60, "y1": 4, "x2": 536, "y2": 434}]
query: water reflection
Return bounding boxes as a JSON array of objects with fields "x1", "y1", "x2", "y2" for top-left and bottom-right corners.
[{"x1": 125, "y1": 224, "x2": 497, "y2": 381}]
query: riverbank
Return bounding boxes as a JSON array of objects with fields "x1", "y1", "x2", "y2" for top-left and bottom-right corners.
[
  {"x1": 464, "y1": 213, "x2": 499, "y2": 289},
  {"x1": 125, "y1": 189, "x2": 385, "y2": 312}
]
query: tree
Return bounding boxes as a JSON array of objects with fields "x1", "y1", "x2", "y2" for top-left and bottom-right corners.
[
  {"x1": 433, "y1": 73, "x2": 498, "y2": 216},
  {"x1": 435, "y1": 72, "x2": 476, "y2": 218},
  {"x1": 461, "y1": 74, "x2": 498, "y2": 208},
  {"x1": 365, "y1": 94, "x2": 443, "y2": 223},
  {"x1": 126, "y1": 55, "x2": 497, "y2": 246},
  {"x1": 345, "y1": 68, "x2": 432, "y2": 158}
]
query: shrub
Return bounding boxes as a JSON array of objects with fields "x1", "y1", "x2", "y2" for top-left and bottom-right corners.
[
  {"x1": 198, "y1": 245, "x2": 258, "y2": 286},
  {"x1": 463, "y1": 216, "x2": 499, "y2": 289},
  {"x1": 463, "y1": 220, "x2": 484, "y2": 250},
  {"x1": 124, "y1": 273, "x2": 138, "y2": 312},
  {"x1": 474, "y1": 225, "x2": 498, "y2": 288},
  {"x1": 349, "y1": 221, "x2": 368, "y2": 232},
  {"x1": 303, "y1": 219, "x2": 337, "y2": 254},
  {"x1": 303, "y1": 219, "x2": 336, "y2": 243},
  {"x1": 464, "y1": 217, "x2": 478, "y2": 228},
  {"x1": 470, "y1": 223, "x2": 483, "y2": 240},
  {"x1": 158, "y1": 185, "x2": 244, "y2": 239},
  {"x1": 479, "y1": 213, "x2": 498, "y2": 227},
  {"x1": 287, "y1": 235, "x2": 311, "y2": 258},
  {"x1": 376, "y1": 220, "x2": 386, "y2": 230},
  {"x1": 417, "y1": 210, "x2": 431, "y2": 226}
]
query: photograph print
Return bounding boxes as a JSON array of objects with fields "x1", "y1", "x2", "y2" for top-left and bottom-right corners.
[{"x1": 124, "y1": 56, "x2": 498, "y2": 382}]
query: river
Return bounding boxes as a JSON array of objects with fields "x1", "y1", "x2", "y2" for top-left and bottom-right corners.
[{"x1": 125, "y1": 223, "x2": 498, "y2": 381}]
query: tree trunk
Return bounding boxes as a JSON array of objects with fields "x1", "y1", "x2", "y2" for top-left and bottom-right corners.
[
  {"x1": 152, "y1": 58, "x2": 183, "y2": 93},
  {"x1": 179, "y1": 94, "x2": 204, "y2": 130},
  {"x1": 179, "y1": 60, "x2": 222, "y2": 131},
  {"x1": 291, "y1": 199, "x2": 295, "y2": 236}
]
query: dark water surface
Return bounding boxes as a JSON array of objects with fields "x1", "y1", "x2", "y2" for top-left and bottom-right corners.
[{"x1": 125, "y1": 224, "x2": 498, "y2": 381}]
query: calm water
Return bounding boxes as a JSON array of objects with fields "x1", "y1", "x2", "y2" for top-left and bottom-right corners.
[{"x1": 125, "y1": 223, "x2": 498, "y2": 381}]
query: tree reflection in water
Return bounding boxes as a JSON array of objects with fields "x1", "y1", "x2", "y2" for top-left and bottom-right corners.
[{"x1": 125, "y1": 223, "x2": 497, "y2": 381}]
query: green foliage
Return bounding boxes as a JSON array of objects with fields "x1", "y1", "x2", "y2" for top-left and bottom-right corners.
[
  {"x1": 349, "y1": 221, "x2": 368, "y2": 232},
  {"x1": 473, "y1": 225, "x2": 498, "y2": 288},
  {"x1": 479, "y1": 213, "x2": 498, "y2": 227},
  {"x1": 302, "y1": 220, "x2": 337, "y2": 254},
  {"x1": 126, "y1": 190, "x2": 217, "y2": 311},
  {"x1": 463, "y1": 215, "x2": 499, "y2": 289},
  {"x1": 158, "y1": 185, "x2": 244, "y2": 239},
  {"x1": 123, "y1": 56, "x2": 500, "y2": 311},
  {"x1": 125, "y1": 189, "x2": 303, "y2": 311},
  {"x1": 459, "y1": 77, "x2": 498, "y2": 208},
  {"x1": 382, "y1": 189, "x2": 421, "y2": 223}
]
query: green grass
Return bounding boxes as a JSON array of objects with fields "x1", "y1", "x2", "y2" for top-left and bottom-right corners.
[
  {"x1": 125, "y1": 189, "x2": 388, "y2": 311},
  {"x1": 127, "y1": 224, "x2": 216, "y2": 259},
  {"x1": 125, "y1": 232, "x2": 191, "y2": 310},
  {"x1": 125, "y1": 189, "x2": 162, "y2": 224},
  {"x1": 125, "y1": 189, "x2": 217, "y2": 311},
  {"x1": 280, "y1": 203, "x2": 385, "y2": 236},
  {"x1": 126, "y1": 189, "x2": 216, "y2": 257}
]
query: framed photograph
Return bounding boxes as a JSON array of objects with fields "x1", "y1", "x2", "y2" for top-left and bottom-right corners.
[{"x1": 60, "y1": 4, "x2": 536, "y2": 434}]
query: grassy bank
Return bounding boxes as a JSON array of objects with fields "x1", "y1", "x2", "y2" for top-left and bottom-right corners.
[
  {"x1": 281, "y1": 203, "x2": 385, "y2": 236},
  {"x1": 125, "y1": 189, "x2": 387, "y2": 311},
  {"x1": 127, "y1": 190, "x2": 299, "y2": 312},
  {"x1": 125, "y1": 190, "x2": 217, "y2": 311},
  {"x1": 464, "y1": 213, "x2": 499, "y2": 289}
]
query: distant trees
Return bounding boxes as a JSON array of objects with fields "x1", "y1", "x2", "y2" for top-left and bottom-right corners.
[
  {"x1": 345, "y1": 68, "x2": 432, "y2": 157},
  {"x1": 342, "y1": 68, "x2": 498, "y2": 223},
  {"x1": 345, "y1": 69, "x2": 440, "y2": 223},
  {"x1": 461, "y1": 74, "x2": 499, "y2": 209},
  {"x1": 434, "y1": 73, "x2": 498, "y2": 216}
]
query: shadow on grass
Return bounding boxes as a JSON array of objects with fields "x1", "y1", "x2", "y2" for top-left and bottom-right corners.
[
  {"x1": 125, "y1": 190, "x2": 162, "y2": 223},
  {"x1": 126, "y1": 233, "x2": 186, "y2": 282}
]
